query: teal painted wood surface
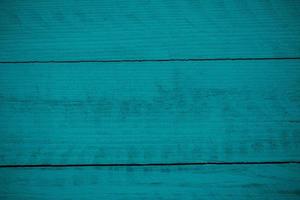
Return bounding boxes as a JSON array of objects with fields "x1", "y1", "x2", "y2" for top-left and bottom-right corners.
[
  {"x1": 1, "y1": 0, "x2": 300, "y2": 199},
  {"x1": 0, "y1": 60, "x2": 299, "y2": 165},
  {"x1": 1, "y1": 164, "x2": 300, "y2": 199},
  {"x1": 0, "y1": 0, "x2": 299, "y2": 62}
]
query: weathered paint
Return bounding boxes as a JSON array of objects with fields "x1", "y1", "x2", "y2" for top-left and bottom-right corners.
[
  {"x1": 0, "y1": 0, "x2": 299, "y2": 199},
  {"x1": 0, "y1": 60, "x2": 299, "y2": 165},
  {"x1": 0, "y1": 0, "x2": 299, "y2": 61},
  {"x1": 1, "y1": 164, "x2": 300, "y2": 199}
]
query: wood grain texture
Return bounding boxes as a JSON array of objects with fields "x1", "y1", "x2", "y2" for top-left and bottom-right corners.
[
  {"x1": 0, "y1": 0, "x2": 299, "y2": 62},
  {"x1": 0, "y1": 60, "x2": 299, "y2": 165},
  {"x1": 0, "y1": 164, "x2": 299, "y2": 199}
]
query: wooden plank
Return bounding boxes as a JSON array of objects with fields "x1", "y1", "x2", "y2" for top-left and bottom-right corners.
[
  {"x1": 0, "y1": 0, "x2": 299, "y2": 62},
  {"x1": 0, "y1": 60, "x2": 299, "y2": 165},
  {"x1": 0, "y1": 164, "x2": 299, "y2": 199}
]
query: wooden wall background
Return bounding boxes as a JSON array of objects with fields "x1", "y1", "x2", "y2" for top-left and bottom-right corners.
[{"x1": 0, "y1": 0, "x2": 299, "y2": 199}]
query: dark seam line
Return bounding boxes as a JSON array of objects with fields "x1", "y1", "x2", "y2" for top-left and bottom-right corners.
[
  {"x1": 1, "y1": 161, "x2": 299, "y2": 168},
  {"x1": 0, "y1": 57, "x2": 300, "y2": 64}
]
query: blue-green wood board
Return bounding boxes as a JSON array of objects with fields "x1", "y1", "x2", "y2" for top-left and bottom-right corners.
[
  {"x1": 0, "y1": 0, "x2": 299, "y2": 61},
  {"x1": 1, "y1": 164, "x2": 300, "y2": 199},
  {"x1": 0, "y1": 60, "x2": 299, "y2": 165},
  {"x1": 0, "y1": 0, "x2": 300, "y2": 199}
]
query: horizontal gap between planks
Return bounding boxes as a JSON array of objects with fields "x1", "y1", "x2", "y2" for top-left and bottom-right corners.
[
  {"x1": 1, "y1": 161, "x2": 300, "y2": 169},
  {"x1": 0, "y1": 57, "x2": 300, "y2": 64}
]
